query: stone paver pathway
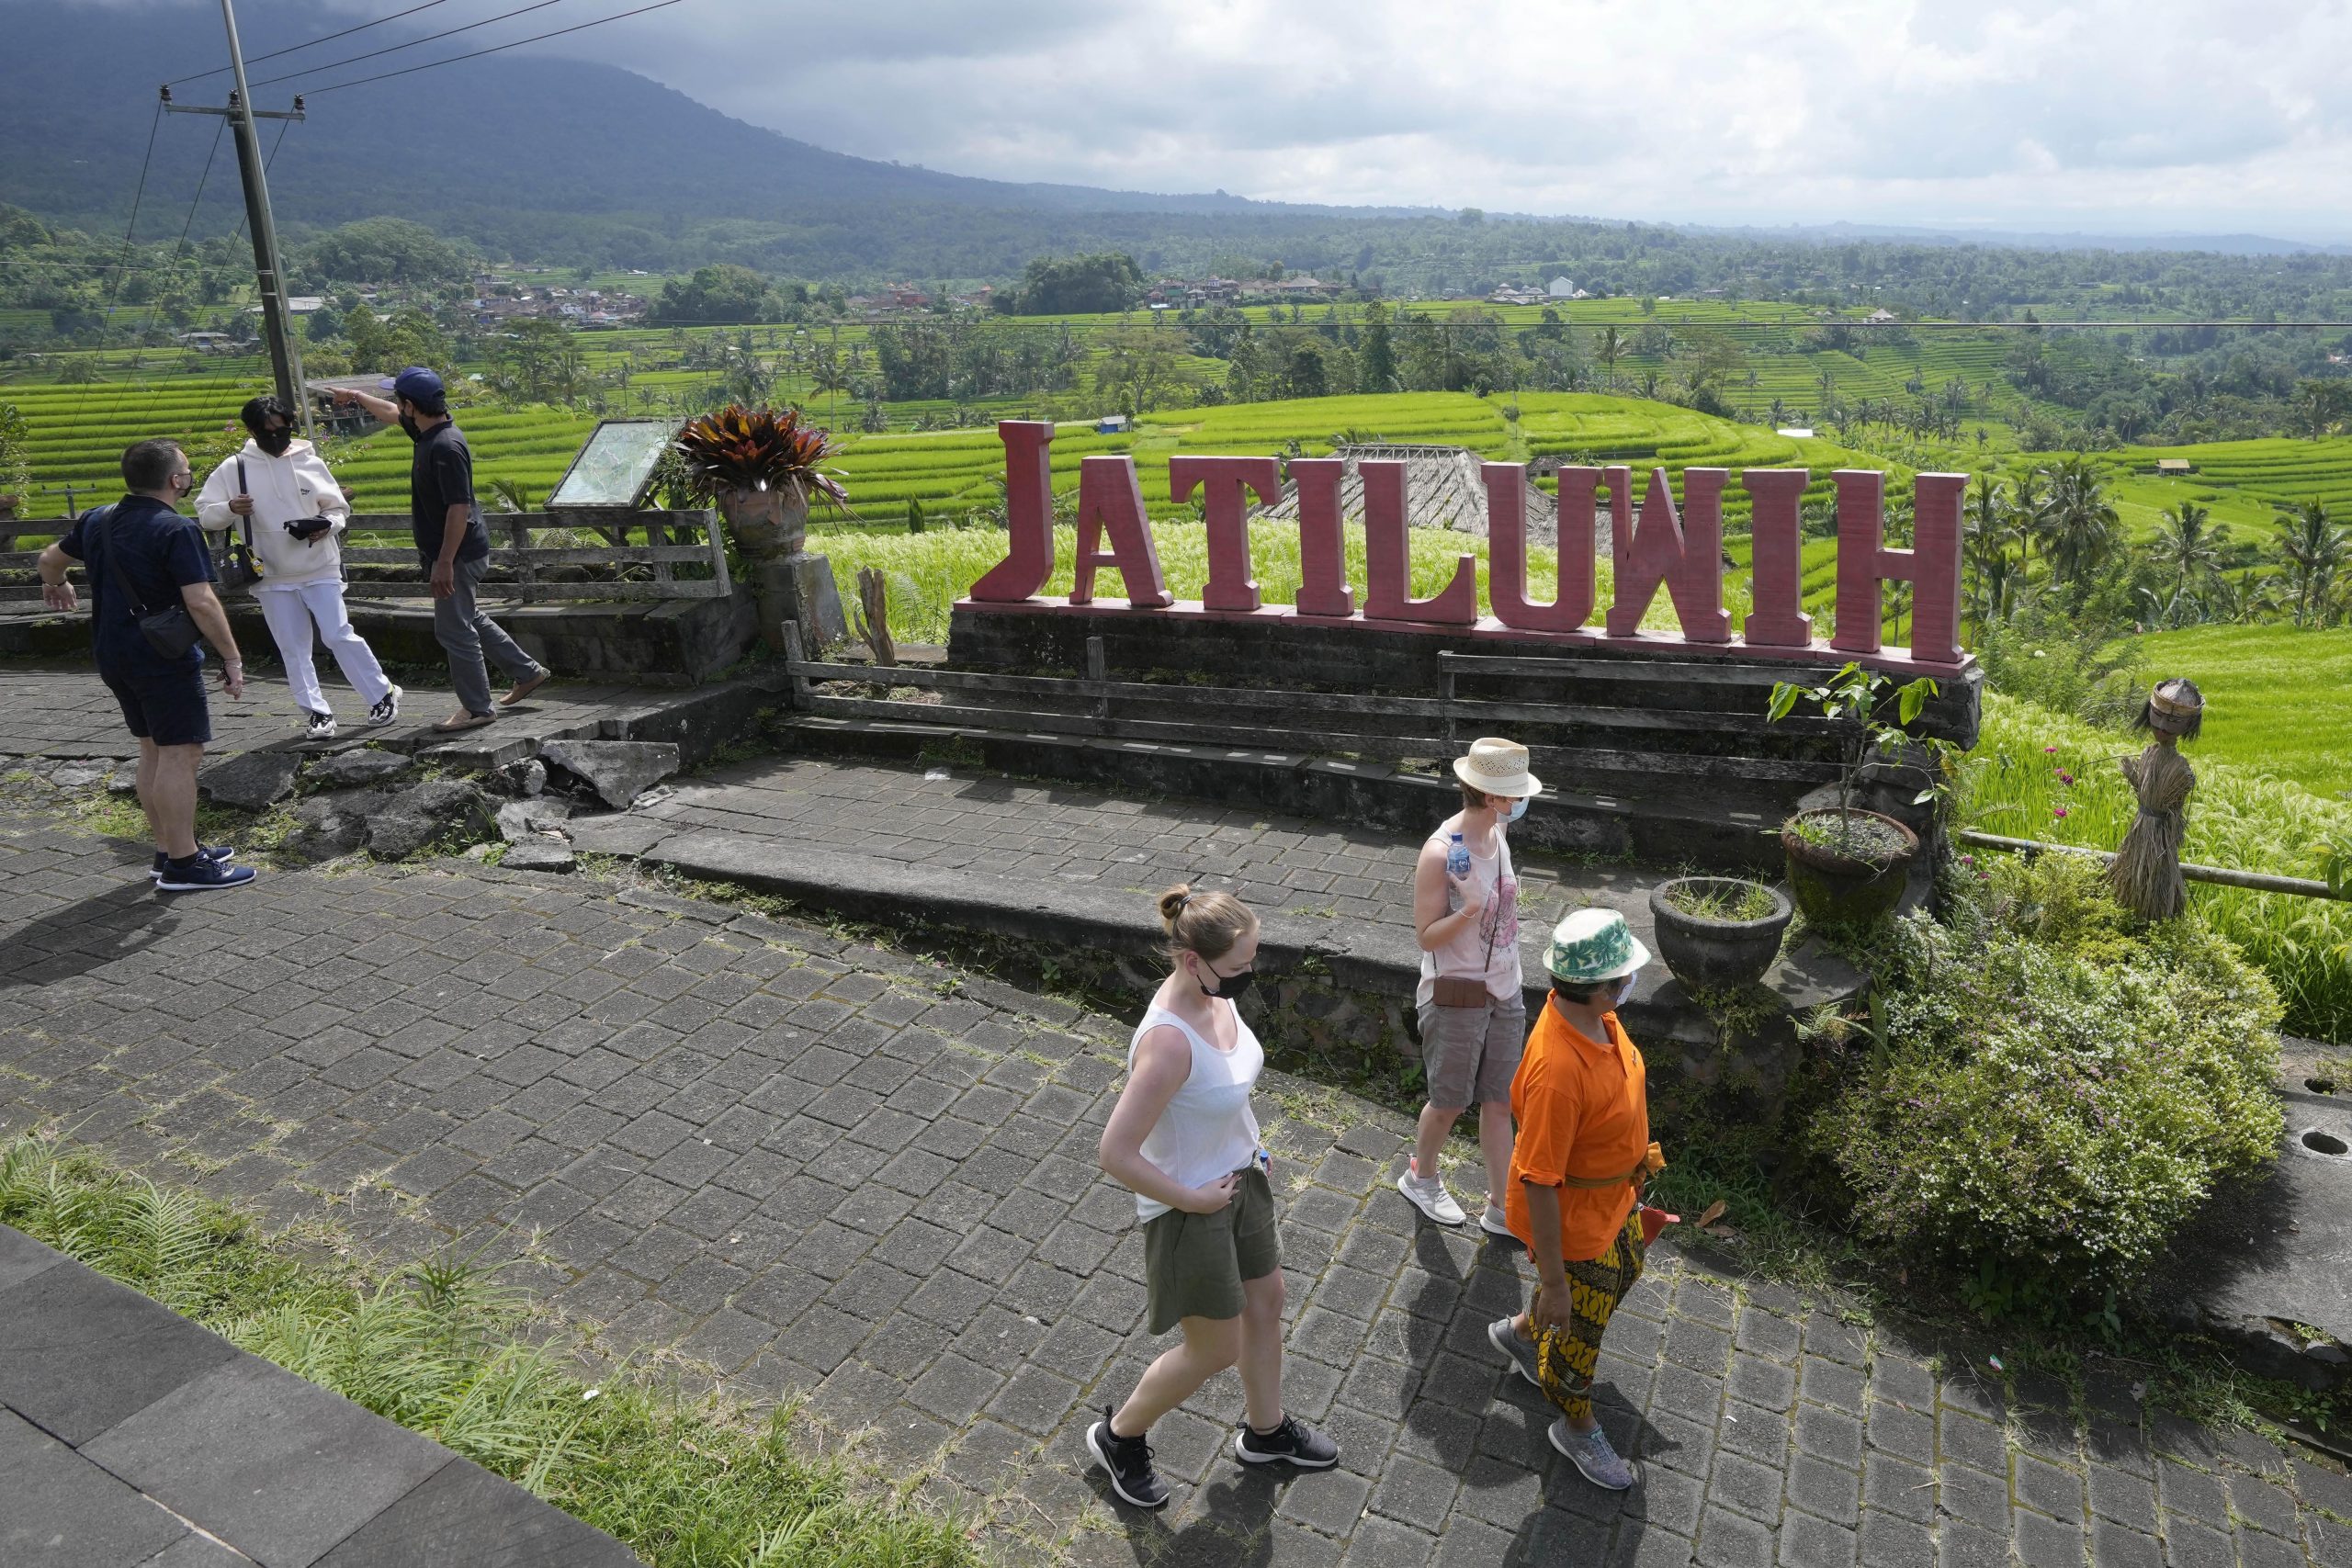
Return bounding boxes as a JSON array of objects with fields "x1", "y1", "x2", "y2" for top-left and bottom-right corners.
[
  {"x1": 0, "y1": 661, "x2": 695, "y2": 765},
  {"x1": 1, "y1": 810, "x2": 2346, "y2": 1567}
]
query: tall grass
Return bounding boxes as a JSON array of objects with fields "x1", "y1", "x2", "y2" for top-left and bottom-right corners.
[
  {"x1": 1960, "y1": 692, "x2": 2352, "y2": 1042},
  {"x1": 0, "y1": 1139, "x2": 984, "y2": 1568}
]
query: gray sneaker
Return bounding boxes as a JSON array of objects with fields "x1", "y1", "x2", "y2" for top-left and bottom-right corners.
[
  {"x1": 1550, "y1": 1417, "x2": 1636, "y2": 1490},
  {"x1": 1487, "y1": 1315, "x2": 1542, "y2": 1388}
]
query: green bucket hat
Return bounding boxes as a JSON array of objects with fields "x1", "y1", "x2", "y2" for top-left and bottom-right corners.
[{"x1": 1545, "y1": 908, "x2": 1651, "y2": 984}]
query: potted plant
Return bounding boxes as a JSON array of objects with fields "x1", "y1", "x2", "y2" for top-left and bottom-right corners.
[
  {"x1": 1765, "y1": 661, "x2": 1945, "y2": 926},
  {"x1": 1648, "y1": 876, "x2": 1793, "y2": 993},
  {"x1": 673, "y1": 402, "x2": 850, "y2": 651}
]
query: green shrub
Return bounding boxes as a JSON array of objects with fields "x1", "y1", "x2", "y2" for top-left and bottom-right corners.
[
  {"x1": 1962, "y1": 692, "x2": 2352, "y2": 1041},
  {"x1": 1813, "y1": 853, "x2": 2283, "y2": 1313},
  {"x1": 1974, "y1": 604, "x2": 2144, "y2": 728}
]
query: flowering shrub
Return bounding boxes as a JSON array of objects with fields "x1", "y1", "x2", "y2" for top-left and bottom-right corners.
[{"x1": 1814, "y1": 852, "x2": 2282, "y2": 1306}]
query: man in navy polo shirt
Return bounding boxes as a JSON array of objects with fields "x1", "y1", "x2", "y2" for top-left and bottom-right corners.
[
  {"x1": 332, "y1": 367, "x2": 549, "y2": 732},
  {"x1": 37, "y1": 439, "x2": 257, "y2": 892}
]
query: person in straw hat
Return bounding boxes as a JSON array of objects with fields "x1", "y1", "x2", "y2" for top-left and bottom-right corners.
[
  {"x1": 1398, "y1": 737, "x2": 1541, "y2": 1232},
  {"x1": 2109, "y1": 677, "x2": 2203, "y2": 920},
  {"x1": 1485, "y1": 907, "x2": 1666, "y2": 1491}
]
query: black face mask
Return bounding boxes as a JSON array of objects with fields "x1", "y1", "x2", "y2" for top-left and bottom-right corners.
[
  {"x1": 398, "y1": 414, "x2": 423, "y2": 441},
  {"x1": 254, "y1": 427, "x2": 292, "y2": 457},
  {"x1": 1196, "y1": 962, "x2": 1257, "y2": 1000}
]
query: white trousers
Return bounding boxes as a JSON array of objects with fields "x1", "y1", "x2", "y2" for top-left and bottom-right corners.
[{"x1": 255, "y1": 578, "x2": 392, "y2": 715}]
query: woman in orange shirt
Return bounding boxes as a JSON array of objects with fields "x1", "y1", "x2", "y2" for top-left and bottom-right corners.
[{"x1": 1487, "y1": 908, "x2": 1663, "y2": 1491}]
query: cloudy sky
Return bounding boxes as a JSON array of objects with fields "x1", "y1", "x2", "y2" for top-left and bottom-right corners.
[{"x1": 160, "y1": 0, "x2": 2352, "y2": 238}]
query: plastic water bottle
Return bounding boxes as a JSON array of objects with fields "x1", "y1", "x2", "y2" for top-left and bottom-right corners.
[{"x1": 1446, "y1": 830, "x2": 1470, "y2": 877}]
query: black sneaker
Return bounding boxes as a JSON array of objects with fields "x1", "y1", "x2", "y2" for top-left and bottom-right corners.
[
  {"x1": 1234, "y1": 1413, "x2": 1340, "y2": 1469},
  {"x1": 1086, "y1": 1408, "x2": 1169, "y2": 1508},
  {"x1": 150, "y1": 845, "x2": 235, "y2": 883},
  {"x1": 156, "y1": 857, "x2": 257, "y2": 893},
  {"x1": 368, "y1": 685, "x2": 403, "y2": 727},
  {"x1": 303, "y1": 710, "x2": 338, "y2": 740}
]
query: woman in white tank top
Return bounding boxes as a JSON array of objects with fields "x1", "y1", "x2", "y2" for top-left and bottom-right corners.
[{"x1": 1084, "y1": 885, "x2": 1340, "y2": 1509}]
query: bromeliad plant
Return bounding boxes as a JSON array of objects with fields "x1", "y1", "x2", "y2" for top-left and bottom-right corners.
[{"x1": 671, "y1": 402, "x2": 848, "y2": 508}]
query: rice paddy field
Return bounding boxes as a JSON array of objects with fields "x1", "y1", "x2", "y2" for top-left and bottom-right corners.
[
  {"x1": 2138, "y1": 624, "x2": 2352, "y2": 799},
  {"x1": 1960, "y1": 692, "x2": 2352, "y2": 1042}
]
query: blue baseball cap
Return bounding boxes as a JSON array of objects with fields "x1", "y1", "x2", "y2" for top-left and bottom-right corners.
[{"x1": 379, "y1": 366, "x2": 446, "y2": 408}]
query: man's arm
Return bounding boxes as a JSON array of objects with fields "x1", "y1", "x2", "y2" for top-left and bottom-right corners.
[
  {"x1": 36, "y1": 542, "x2": 78, "y2": 613},
  {"x1": 179, "y1": 581, "x2": 244, "y2": 697},
  {"x1": 332, "y1": 387, "x2": 398, "y2": 424},
  {"x1": 429, "y1": 502, "x2": 469, "y2": 597}
]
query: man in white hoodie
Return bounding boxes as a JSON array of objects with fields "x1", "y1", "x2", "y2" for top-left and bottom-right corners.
[{"x1": 197, "y1": 397, "x2": 401, "y2": 739}]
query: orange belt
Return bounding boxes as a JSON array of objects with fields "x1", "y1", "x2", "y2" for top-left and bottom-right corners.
[{"x1": 1559, "y1": 1142, "x2": 1665, "y2": 1190}]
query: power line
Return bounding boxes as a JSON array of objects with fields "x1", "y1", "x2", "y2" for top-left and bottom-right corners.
[
  {"x1": 298, "y1": 0, "x2": 685, "y2": 96},
  {"x1": 247, "y1": 0, "x2": 572, "y2": 90},
  {"x1": 101, "y1": 96, "x2": 167, "y2": 310},
  {"x1": 169, "y1": 0, "x2": 455, "y2": 86}
]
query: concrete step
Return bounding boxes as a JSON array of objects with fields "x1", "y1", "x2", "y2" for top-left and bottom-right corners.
[{"x1": 775, "y1": 712, "x2": 1796, "y2": 874}]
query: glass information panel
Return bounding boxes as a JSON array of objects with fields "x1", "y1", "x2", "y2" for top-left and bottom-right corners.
[{"x1": 546, "y1": 419, "x2": 676, "y2": 509}]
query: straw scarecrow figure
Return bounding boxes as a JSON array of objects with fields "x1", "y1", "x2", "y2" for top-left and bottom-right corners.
[{"x1": 2109, "y1": 678, "x2": 2202, "y2": 920}]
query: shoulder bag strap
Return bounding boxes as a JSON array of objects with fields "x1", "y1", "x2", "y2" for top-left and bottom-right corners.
[{"x1": 88, "y1": 504, "x2": 149, "y2": 616}]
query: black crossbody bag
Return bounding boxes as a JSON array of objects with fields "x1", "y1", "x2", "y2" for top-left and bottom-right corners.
[
  {"x1": 89, "y1": 504, "x2": 202, "y2": 660},
  {"x1": 220, "y1": 458, "x2": 263, "y2": 589}
]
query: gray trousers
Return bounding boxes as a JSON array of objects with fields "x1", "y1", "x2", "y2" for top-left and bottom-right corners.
[{"x1": 434, "y1": 555, "x2": 542, "y2": 716}]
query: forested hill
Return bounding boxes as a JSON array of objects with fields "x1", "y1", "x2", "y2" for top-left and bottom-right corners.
[
  {"x1": 0, "y1": 0, "x2": 1434, "y2": 273},
  {"x1": 10, "y1": 1, "x2": 2352, "y2": 310}
]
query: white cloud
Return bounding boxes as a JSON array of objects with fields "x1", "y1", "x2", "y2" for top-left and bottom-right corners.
[{"x1": 167, "y1": 0, "x2": 2352, "y2": 237}]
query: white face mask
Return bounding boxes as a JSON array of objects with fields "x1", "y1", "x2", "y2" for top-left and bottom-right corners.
[{"x1": 1499, "y1": 795, "x2": 1529, "y2": 823}]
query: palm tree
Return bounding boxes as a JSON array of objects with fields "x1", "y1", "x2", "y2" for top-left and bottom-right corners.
[
  {"x1": 2008, "y1": 468, "x2": 2047, "y2": 569},
  {"x1": 1769, "y1": 397, "x2": 1792, "y2": 428},
  {"x1": 1595, "y1": 326, "x2": 1624, "y2": 388},
  {"x1": 2278, "y1": 500, "x2": 2347, "y2": 627},
  {"x1": 808, "y1": 347, "x2": 849, "y2": 427},
  {"x1": 2040, "y1": 457, "x2": 2119, "y2": 589},
  {"x1": 1962, "y1": 472, "x2": 2024, "y2": 633},
  {"x1": 2152, "y1": 500, "x2": 2223, "y2": 626}
]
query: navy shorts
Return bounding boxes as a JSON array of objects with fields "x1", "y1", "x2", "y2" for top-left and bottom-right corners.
[{"x1": 101, "y1": 664, "x2": 211, "y2": 747}]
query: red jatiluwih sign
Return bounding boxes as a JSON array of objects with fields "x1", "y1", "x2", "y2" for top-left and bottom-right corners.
[{"x1": 957, "y1": 421, "x2": 1970, "y2": 676}]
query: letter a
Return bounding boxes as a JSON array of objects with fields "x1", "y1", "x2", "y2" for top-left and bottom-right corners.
[
  {"x1": 967, "y1": 422, "x2": 1056, "y2": 603},
  {"x1": 1069, "y1": 456, "x2": 1171, "y2": 608}
]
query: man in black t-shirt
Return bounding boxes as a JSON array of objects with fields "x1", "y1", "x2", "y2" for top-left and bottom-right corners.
[
  {"x1": 333, "y1": 367, "x2": 549, "y2": 731},
  {"x1": 36, "y1": 439, "x2": 257, "y2": 891}
]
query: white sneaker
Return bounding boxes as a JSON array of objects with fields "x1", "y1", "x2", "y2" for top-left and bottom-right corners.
[
  {"x1": 1479, "y1": 1205, "x2": 1517, "y2": 1240},
  {"x1": 303, "y1": 711, "x2": 338, "y2": 740},
  {"x1": 1396, "y1": 1161, "x2": 1465, "y2": 1225},
  {"x1": 368, "y1": 685, "x2": 403, "y2": 727}
]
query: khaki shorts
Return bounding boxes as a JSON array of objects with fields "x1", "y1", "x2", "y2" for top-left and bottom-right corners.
[
  {"x1": 1416, "y1": 993, "x2": 1528, "y2": 1109},
  {"x1": 1141, "y1": 1165, "x2": 1280, "y2": 1334}
]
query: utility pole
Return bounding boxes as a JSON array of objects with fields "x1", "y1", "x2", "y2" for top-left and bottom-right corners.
[{"x1": 163, "y1": 0, "x2": 311, "y2": 435}]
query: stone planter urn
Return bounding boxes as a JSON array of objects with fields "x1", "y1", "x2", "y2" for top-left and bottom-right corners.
[
  {"x1": 1780, "y1": 807, "x2": 1919, "y2": 928},
  {"x1": 718, "y1": 481, "x2": 845, "y2": 654},
  {"x1": 1648, "y1": 876, "x2": 1793, "y2": 993}
]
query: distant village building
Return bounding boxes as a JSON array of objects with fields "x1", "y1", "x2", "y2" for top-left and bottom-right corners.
[
  {"x1": 1487, "y1": 284, "x2": 1549, "y2": 306},
  {"x1": 1865, "y1": 308, "x2": 1900, "y2": 323},
  {"x1": 1548, "y1": 276, "x2": 1575, "y2": 298},
  {"x1": 2155, "y1": 458, "x2": 2196, "y2": 475}
]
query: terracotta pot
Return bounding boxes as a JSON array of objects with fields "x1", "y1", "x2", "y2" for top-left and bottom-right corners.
[
  {"x1": 1648, "y1": 876, "x2": 1793, "y2": 993},
  {"x1": 716, "y1": 482, "x2": 808, "y2": 562},
  {"x1": 1780, "y1": 807, "x2": 1919, "y2": 927}
]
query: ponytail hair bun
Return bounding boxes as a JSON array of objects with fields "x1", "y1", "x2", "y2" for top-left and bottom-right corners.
[{"x1": 1157, "y1": 883, "x2": 1255, "y2": 962}]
